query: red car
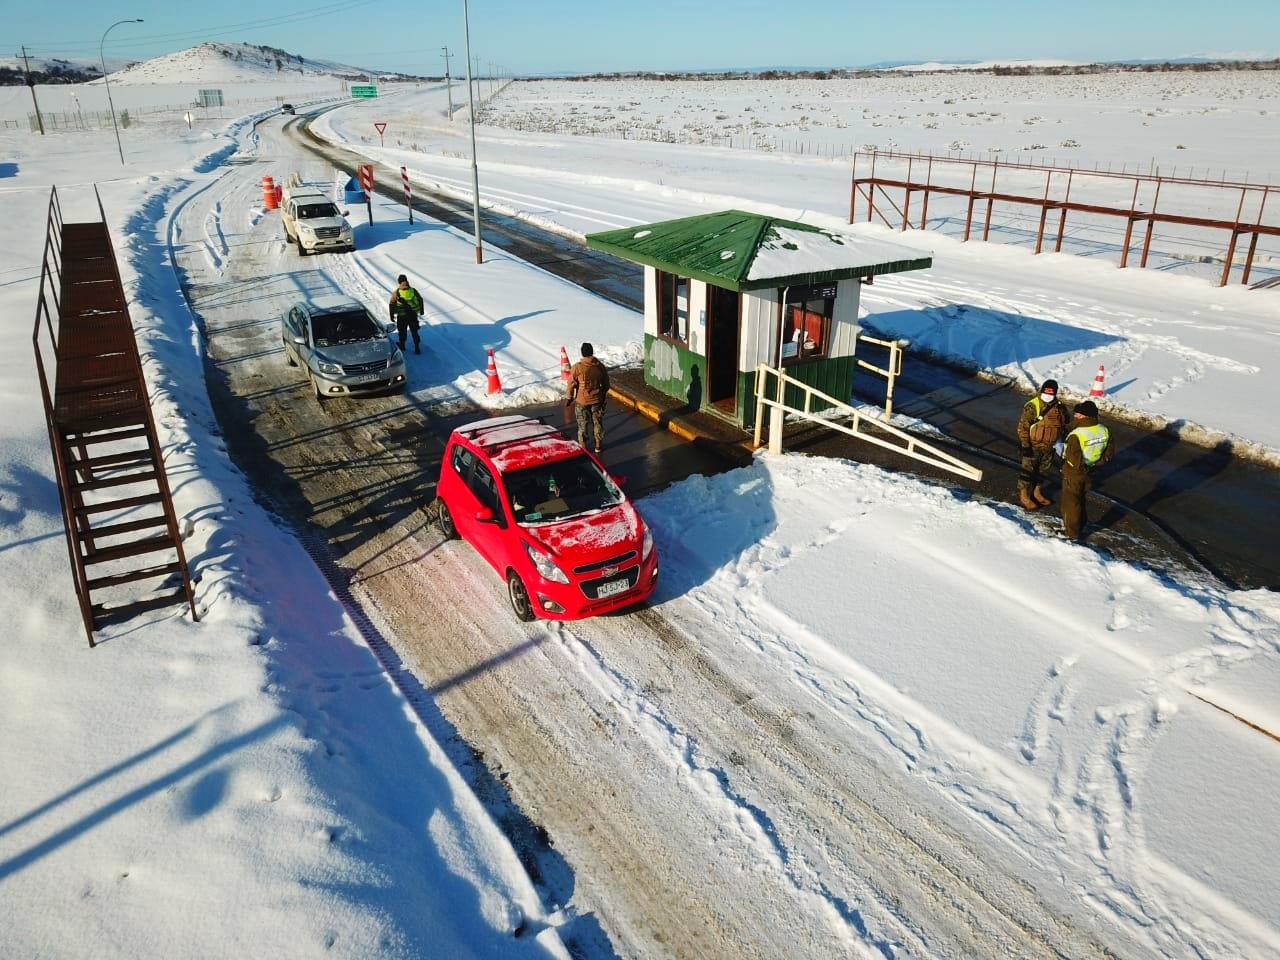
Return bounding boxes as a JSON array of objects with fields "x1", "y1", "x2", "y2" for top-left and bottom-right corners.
[{"x1": 436, "y1": 415, "x2": 659, "y2": 621}]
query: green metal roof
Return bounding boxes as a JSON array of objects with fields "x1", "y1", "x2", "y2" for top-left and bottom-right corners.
[{"x1": 585, "y1": 209, "x2": 931, "y2": 291}]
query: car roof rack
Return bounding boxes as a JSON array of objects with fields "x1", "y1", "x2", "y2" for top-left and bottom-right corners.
[{"x1": 479, "y1": 424, "x2": 562, "y2": 450}]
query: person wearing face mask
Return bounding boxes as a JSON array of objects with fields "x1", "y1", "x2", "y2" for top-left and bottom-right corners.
[{"x1": 1015, "y1": 378, "x2": 1069, "y2": 511}]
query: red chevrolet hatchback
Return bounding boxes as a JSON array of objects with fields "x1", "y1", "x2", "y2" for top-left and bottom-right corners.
[{"x1": 436, "y1": 415, "x2": 659, "y2": 621}]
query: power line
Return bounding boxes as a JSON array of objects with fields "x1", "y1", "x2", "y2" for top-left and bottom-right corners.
[{"x1": 24, "y1": 0, "x2": 380, "y2": 55}]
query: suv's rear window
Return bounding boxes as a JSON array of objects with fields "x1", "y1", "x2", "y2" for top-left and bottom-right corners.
[{"x1": 504, "y1": 454, "x2": 620, "y2": 523}]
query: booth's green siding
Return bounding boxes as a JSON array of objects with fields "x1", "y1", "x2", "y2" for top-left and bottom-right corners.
[
  {"x1": 739, "y1": 355, "x2": 858, "y2": 430},
  {"x1": 643, "y1": 334, "x2": 704, "y2": 406},
  {"x1": 644, "y1": 336, "x2": 857, "y2": 432}
]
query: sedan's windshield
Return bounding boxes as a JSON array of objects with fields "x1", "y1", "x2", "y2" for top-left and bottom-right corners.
[
  {"x1": 505, "y1": 454, "x2": 621, "y2": 523},
  {"x1": 298, "y1": 202, "x2": 339, "y2": 219},
  {"x1": 311, "y1": 309, "x2": 380, "y2": 347}
]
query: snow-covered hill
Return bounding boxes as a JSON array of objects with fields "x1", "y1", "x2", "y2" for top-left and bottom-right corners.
[
  {"x1": 0, "y1": 55, "x2": 134, "y2": 81},
  {"x1": 103, "y1": 42, "x2": 387, "y2": 84}
]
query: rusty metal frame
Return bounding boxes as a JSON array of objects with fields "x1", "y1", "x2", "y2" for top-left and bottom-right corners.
[
  {"x1": 848, "y1": 151, "x2": 1280, "y2": 287},
  {"x1": 32, "y1": 185, "x2": 198, "y2": 646}
]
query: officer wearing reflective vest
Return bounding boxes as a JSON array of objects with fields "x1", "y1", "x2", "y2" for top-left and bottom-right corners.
[
  {"x1": 1058, "y1": 399, "x2": 1114, "y2": 542},
  {"x1": 388, "y1": 274, "x2": 424, "y2": 354}
]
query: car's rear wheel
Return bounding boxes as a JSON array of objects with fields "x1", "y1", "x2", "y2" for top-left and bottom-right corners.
[
  {"x1": 507, "y1": 570, "x2": 535, "y2": 622},
  {"x1": 437, "y1": 500, "x2": 457, "y2": 540}
]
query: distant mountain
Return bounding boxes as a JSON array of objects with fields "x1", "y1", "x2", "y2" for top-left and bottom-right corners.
[
  {"x1": 857, "y1": 58, "x2": 981, "y2": 70},
  {"x1": 879, "y1": 58, "x2": 1082, "y2": 73},
  {"x1": 856, "y1": 54, "x2": 1277, "y2": 73}
]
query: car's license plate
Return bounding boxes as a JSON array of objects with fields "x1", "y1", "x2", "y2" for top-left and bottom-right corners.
[
  {"x1": 597, "y1": 578, "x2": 630, "y2": 598},
  {"x1": 352, "y1": 372, "x2": 381, "y2": 383}
]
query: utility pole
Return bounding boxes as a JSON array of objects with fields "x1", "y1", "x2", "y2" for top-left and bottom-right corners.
[
  {"x1": 462, "y1": 1, "x2": 483, "y2": 263},
  {"x1": 441, "y1": 46, "x2": 454, "y2": 120},
  {"x1": 17, "y1": 46, "x2": 46, "y2": 135},
  {"x1": 471, "y1": 55, "x2": 480, "y2": 102}
]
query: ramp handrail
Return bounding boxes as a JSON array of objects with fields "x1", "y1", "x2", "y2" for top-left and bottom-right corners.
[
  {"x1": 854, "y1": 332, "x2": 906, "y2": 418},
  {"x1": 752, "y1": 363, "x2": 983, "y2": 482}
]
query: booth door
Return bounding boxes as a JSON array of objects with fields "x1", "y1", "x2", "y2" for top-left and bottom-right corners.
[{"x1": 706, "y1": 286, "x2": 741, "y2": 413}]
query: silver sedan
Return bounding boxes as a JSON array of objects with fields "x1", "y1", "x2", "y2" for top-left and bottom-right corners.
[{"x1": 281, "y1": 295, "x2": 406, "y2": 400}]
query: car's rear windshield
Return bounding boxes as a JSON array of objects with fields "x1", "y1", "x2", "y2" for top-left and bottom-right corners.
[
  {"x1": 311, "y1": 309, "x2": 380, "y2": 347},
  {"x1": 298, "y1": 202, "x2": 339, "y2": 219},
  {"x1": 504, "y1": 454, "x2": 621, "y2": 523}
]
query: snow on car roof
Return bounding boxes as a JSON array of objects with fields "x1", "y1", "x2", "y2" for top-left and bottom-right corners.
[
  {"x1": 489, "y1": 435, "x2": 583, "y2": 471},
  {"x1": 455, "y1": 414, "x2": 586, "y2": 470},
  {"x1": 488, "y1": 434, "x2": 583, "y2": 472}
]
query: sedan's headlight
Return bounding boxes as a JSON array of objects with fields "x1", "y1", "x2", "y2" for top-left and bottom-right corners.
[
  {"x1": 641, "y1": 524, "x2": 654, "y2": 561},
  {"x1": 524, "y1": 541, "x2": 569, "y2": 584},
  {"x1": 390, "y1": 348, "x2": 404, "y2": 364},
  {"x1": 315, "y1": 357, "x2": 342, "y2": 375}
]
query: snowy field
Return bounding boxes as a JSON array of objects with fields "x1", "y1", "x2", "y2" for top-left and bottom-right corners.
[
  {"x1": 313, "y1": 77, "x2": 1280, "y2": 460},
  {"x1": 1, "y1": 55, "x2": 1279, "y2": 958},
  {"x1": 479, "y1": 73, "x2": 1280, "y2": 181}
]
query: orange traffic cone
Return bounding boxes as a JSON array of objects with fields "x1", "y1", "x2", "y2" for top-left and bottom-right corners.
[
  {"x1": 1088, "y1": 364, "x2": 1106, "y2": 398},
  {"x1": 485, "y1": 348, "x2": 503, "y2": 395},
  {"x1": 559, "y1": 345, "x2": 572, "y2": 383}
]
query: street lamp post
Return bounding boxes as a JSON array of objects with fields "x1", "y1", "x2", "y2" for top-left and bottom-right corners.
[
  {"x1": 461, "y1": 0, "x2": 483, "y2": 264},
  {"x1": 100, "y1": 18, "x2": 143, "y2": 165}
]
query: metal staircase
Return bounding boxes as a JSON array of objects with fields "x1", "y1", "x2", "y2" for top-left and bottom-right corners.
[{"x1": 32, "y1": 186, "x2": 197, "y2": 646}]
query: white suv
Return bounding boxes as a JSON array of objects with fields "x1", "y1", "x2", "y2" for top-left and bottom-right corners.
[{"x1": 280, "y1": 187, "x2": 354, "y2": 255}]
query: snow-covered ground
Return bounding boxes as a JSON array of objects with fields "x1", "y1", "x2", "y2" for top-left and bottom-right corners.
[
  {"x1": 1, "y1": 63, "x2": 1279, "y2": 959},
  {"x1": 312, "y1": 77, "x2": 1280, "y2": 460}
]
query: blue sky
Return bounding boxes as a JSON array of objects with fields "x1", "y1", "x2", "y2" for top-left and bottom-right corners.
[{"x1": 12, "y1": 0, "x2": 1277, "y2": 76}]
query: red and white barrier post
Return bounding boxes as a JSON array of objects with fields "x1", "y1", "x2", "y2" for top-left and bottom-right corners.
[
  {"x1": 358, "y1": 163, "x2": 374, "y2": 225},
  {"x1": 402, "y1": 166, "x2": 412, "y2": 224}
]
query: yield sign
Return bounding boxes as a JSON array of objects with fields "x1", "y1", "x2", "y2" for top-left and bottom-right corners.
[{"x1": 374, "y1": 122, "x2": 387, "y2": 135}]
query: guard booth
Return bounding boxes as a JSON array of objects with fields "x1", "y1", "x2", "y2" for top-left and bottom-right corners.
[{"x1": 586, "y1": 210, "x2": 932, "y2": 429}]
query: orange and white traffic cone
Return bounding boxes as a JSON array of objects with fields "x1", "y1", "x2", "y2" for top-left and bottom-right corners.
[
  {"x1": 559, "y1": 345, "x2": 572, "y2": 383},
  {"x1": 1088, "y1": 364, "x2": 1106, "y2": 398},
  {"x1": 485, "y1": 348, "x2": 503, "y2": 395}
]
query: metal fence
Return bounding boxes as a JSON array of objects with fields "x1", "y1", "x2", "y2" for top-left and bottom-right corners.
[{"x1": 29, "y1": 110, "x2": 128, "y2": 132}]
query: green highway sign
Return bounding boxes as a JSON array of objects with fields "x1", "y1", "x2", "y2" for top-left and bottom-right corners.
[{"x1": 351, "y1": 85, "x2": 378, "y2": 99}]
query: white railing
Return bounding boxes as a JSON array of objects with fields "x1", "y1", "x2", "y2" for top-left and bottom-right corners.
[
  {"x1": 854, "y1": 332, "x2": 906, "y2": 418},
  {"x1": 752, "y1": 363, "x2": 983, "y2": 481}
]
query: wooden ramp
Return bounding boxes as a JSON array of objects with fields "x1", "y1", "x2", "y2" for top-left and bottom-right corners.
[{"x1": 32, "y1": 187, "x2": 197, "y2": 646}]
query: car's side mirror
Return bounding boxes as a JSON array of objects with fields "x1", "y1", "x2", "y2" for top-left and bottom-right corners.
[
  {"x1": 291, "y1": 334, "x2": 307, "y2": 346},
  {"x1": 475, "y1": 507, "x2": 495, "y2": 523},
  {"x1": 341, "y1": 210, "x2": 350, "y2": 217},
  {"x1": 611, "y1": 474, "x2": 627, "y2": 487}
]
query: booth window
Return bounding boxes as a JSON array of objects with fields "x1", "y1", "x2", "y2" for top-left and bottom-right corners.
[
  {"x1": 779, "y1": 284, "x2": 835, "y2": 364},
  {"x1": 657, "y1": 271, "x2": 690, "y2": 344}
]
